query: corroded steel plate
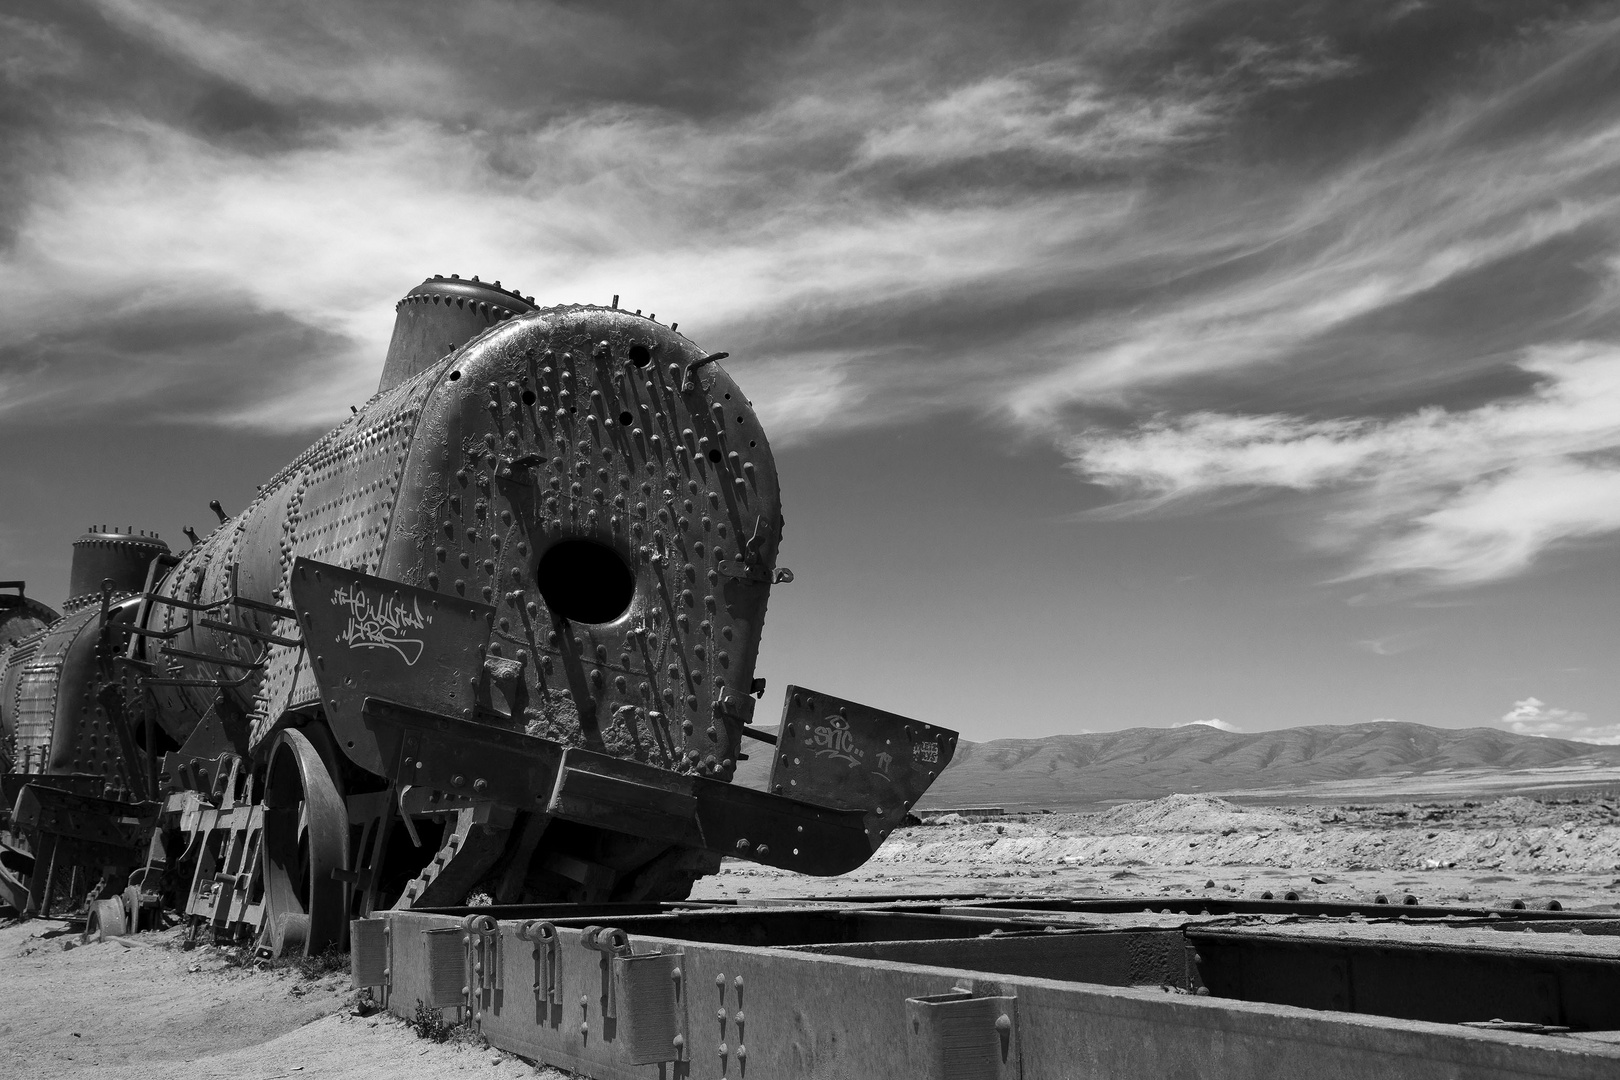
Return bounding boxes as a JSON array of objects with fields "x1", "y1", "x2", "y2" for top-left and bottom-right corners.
[
  {"x1": 768, "y1": 685, "x2": 958, "y2": 843},
  {"x1": 288, "y1": 558, "x2": 493, "y2": 772}
]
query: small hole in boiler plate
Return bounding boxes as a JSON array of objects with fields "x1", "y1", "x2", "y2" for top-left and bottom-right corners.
[
  {"x1": 449, "y1": 371, "x2": 461, "y2": 381},
  {"x1": 628, "y1": 344, "x2": 652, "y2": 367},
  {"x1": 619, "y1": 411, "x2": 635, "y2": 426},
  {"x1": 707, "y1": 449, "x2": 722, "y2": 463},
  {"x1": 522, "y1": 389, "x2": 536, "y2": 405}
]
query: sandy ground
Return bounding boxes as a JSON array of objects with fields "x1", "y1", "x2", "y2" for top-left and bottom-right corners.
[
  {"x1": 6, "y1": 793, "x2": 1617, "y2": 1078},
  {"x1": 0, "y1": 920, "x2": 566, "y2": 1080},
  {"x1": 691, "y1": 793, "x2": 1620, "y2": 910}
]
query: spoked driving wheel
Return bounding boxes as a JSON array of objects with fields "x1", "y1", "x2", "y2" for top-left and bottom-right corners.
[{"x1": 260, "y1": 727, "x2": 349, "y2": 957}]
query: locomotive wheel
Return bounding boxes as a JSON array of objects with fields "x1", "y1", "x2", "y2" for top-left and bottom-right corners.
[{"x1": 260, "y1": 727, "x2": 348, "y2": 957}]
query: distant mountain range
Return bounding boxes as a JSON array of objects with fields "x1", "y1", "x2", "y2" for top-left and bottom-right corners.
[{"x1": 734, "y1": 722, "x2": 1620, "y2": 810}]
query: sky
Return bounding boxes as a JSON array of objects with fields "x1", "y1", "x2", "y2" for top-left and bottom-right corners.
[{"x1": 2, "y1": 1, "x2": 1619, "y2": 745}]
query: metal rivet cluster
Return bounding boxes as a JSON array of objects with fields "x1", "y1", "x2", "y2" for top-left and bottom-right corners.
[{"x1": 404, "y1": 307, "x2": 781, "y2": 779}]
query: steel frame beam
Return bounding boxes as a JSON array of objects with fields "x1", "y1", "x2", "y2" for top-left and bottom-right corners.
[{"x1": 360, "y1": 905, "x2": 1620, "y2": 1080}]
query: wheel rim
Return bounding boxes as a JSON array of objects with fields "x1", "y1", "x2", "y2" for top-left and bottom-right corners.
[{"x1": 261, "y1": 727, "x2": 348, "y2": 956}]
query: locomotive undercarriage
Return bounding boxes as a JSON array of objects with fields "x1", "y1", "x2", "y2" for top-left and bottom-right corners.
[{"x1": 1, "y1": 557, "x2": 954, "y2": 957}]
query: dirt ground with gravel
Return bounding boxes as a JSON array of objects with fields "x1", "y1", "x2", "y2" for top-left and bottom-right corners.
[
  {"x1": 691, "y1": 793, "x2": 1620, "y2": 911},
  {"x1": 5, "y1": 792, "x2": 1617, "y2": 1079},
  {"x1": 0, "y1": 920, "x2": 566, "y2": 1080}
]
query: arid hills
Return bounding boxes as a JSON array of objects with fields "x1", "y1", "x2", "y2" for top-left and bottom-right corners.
[{"x1": 737, "y1": 720, "x2": 1620, "y2": 810}]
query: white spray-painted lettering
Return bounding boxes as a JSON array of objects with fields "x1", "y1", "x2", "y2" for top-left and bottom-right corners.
[
  {"x1": 804, "y1": 715, "x2": 864, "y2": 768},
  {"x1": 332, "y1": 583, "x2": 433, "y2": 666}
]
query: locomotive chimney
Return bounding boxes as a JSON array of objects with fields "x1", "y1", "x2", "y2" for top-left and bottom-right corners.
[
  {"x1": 65, "y1": 528, "x2": 169, "y2": 612},
  {"x1": 378, "y1": 275, "x2": 536, "y2": 394}
]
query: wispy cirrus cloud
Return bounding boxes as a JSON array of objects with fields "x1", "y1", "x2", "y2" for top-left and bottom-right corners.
[
  {"x1": 4, "y1": 0, "x2": 1620, "y2": 596},
  {"x1": 1070, "y1": 344, "x2": 1620, "y2": 585}
]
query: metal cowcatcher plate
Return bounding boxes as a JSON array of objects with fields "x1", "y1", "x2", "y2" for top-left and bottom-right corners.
[
  {"x1": 767, "y1": 685, "x2": 958, "y2": 840},
  {"x1": 287, "y1": 559, "x2": 493, "y2": 772}
]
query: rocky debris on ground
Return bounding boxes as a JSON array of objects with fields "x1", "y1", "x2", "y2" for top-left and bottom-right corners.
[
  {"x1": 868, "y1": 793, "x2": 1620, "y2": 878},
  {"x1": 698, "y1": 792, "x2": 1620, "y2": 911}
]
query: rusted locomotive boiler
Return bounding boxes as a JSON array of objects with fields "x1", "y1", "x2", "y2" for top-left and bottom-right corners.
[{"x1": 0, "y1": 276, "x2": 956, "y2": 953}]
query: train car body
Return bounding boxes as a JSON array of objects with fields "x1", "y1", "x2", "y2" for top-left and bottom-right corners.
[{"x1": 0, "y1": 276, "x2": 957, "y2": 952}]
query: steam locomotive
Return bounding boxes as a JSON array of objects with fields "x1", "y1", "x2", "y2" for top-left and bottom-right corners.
[{"x1": 0, "y1": 276, "x2": 956, "y2": 954}]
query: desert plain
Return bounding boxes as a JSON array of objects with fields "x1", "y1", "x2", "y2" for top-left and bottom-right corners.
[{"x1": 6, "y1": 780, "x2": 1620, "y2": 1079}]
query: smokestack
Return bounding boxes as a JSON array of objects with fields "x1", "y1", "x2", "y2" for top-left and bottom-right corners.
[
  {"x1": 65, "y1": 528, "x2": 169, "y2": 611},
  {"x1": 378, "y1": 275, "x2": 536, "y2": 394}
]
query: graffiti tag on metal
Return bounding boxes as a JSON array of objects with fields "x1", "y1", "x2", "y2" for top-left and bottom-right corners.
[
  {"x1": 768, "y1": 685, "x2": 958, "y2": 837},
  {"x1": 330, "y1": 582, "x2": 433, "y2": 665},
  {"x1": 288, "y1": 560, "x2": 494, "y2": 769}
]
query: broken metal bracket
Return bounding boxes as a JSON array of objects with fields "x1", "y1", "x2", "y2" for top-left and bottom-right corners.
[
  {"x1": 680, "y1": 352, "x2": 729, "y2": 393},
  {"x1": 351, "y1": 916, "x2": 392, "y2": 1006},
  {"x1": 422, "y1": 926, "x2": 467, "y2": 1010},
  {"x1": 906, "y1": 990, "x2": 1020, "y2": 1080},
  {"x1": 613, "y1": 950, "x2": 685, "y2": 1066}
]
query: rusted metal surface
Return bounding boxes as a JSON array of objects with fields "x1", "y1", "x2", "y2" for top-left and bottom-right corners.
[
  {"x1": 371, "y1": 905, "x2": 1620, "y2": 1079},
  {"x1": 362, "y1": 695, "x2": 916, "y2": 877},
  {"x1": 260, "y1": 727, "x2": 350, "y2": 955},
  {"x1": 11, "y1": 783, "x2": 157, "y2": 914},
  {"x1": 949, "y1": 895, "x2": 1618, "y2": 922},
  {"x1": 0, "y1": 582, "x2": 58, "y2": 650},
  {"x1": 380, "y1": 275, "x2": 535, "y2": 394},
  {"x1": 287, "y1": 559, "x2": 495, "y2": 775},
  {"x1": 770, "y1": 685, "x2": 957, "y2": 845},
  {"x1": 166, "y1": 751, "x2": 266, "y2": 942},
  {"x1": 64, "y1": 529, "x2": 169, "y2": 612},
  {"x1": 1189, "y1": 925, "x2": 1620, "y2": 1031}
]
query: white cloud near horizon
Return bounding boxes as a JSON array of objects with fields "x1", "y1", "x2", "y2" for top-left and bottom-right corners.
[
  {"x1": 1174, "y1": 718, "x2": 1243, "y2": 732},
  {"x1": 1500, "y1": 697, "x2": 1620, "y2": 746}
]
